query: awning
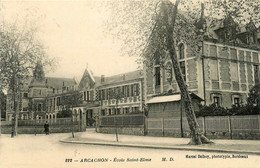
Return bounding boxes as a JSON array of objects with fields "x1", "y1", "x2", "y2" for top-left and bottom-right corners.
[{"x1": 147, "y1": 94, "x2": 181, "y2": 104}]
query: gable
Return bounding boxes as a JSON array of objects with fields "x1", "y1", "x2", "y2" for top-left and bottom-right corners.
[{"x1": 78, "y1": 69, "x2": 95, "y2": 90}]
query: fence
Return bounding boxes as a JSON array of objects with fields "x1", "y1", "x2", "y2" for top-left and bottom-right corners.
[
  {"x1": 1, "y1": 118, "x2": 79, "y2": 126},
  {"x1": 146, "y1": 115, "x2": 260, "y2": 139},
  {"x1": 100, "y1": 114, "x2": 145, "y2": 126},
  {"x1": 1, "y1": 118, "x2": 83, "y2": 134}
]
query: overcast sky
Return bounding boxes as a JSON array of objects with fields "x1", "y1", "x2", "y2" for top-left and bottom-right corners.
[{"x1": 1, "y1": 1, "x2": 139, "y2": 81}]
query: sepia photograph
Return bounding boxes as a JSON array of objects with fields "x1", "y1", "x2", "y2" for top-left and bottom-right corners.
[{"x1": 0, "y1": 0, "x2": 259, "y2": 168}]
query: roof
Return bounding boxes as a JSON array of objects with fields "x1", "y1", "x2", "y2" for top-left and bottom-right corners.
[
  {"x1": 96, "y1": 70, "x2": 143, "y2": 87},
  {"x1": 45, "y1": 77, "x2": 76, "y2": 89},
  {"x1": 147, "y1": 93, "x2": 203, "y2": 104},
  {"x1": 78, "y1": 69, "x2": 96, "y2": 90},
  {"x1": 147, "y1": 94, "x2": 181, "y2": 104}
]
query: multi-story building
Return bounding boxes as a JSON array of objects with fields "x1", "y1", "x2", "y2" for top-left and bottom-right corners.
[
  {"x1": 97, "y1": 70, "x2": 144, "y2": 116},
  {"x1": 141, "y1": 15, "x2": 260, "y2": 137},
  {"x1": 144, "y1": 16, "x2": 260, "y2": 118},
  {"x1": 5, "y1": 62, "x2": 77, "y2": 121},
  {"x1": 72, "y1": 68, "x2": 144, "y2": 133}
]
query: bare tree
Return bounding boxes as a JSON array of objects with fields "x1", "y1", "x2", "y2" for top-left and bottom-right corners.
[
  {"x1": 60, "y1": 90, "x2": 82, "y2": 138},
  {"x1": 0, "y1": 20, "x2": 54, "y2": 137}
]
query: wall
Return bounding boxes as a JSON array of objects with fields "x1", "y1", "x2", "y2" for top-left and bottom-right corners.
[
  {"x1": 203, "y1": 41, "x2": 260, "y2": 107},
  {"x1": 1, "y1": 118, "x2": 85, "y2": 134},
  {"x1": 144, "y1": 43, "x2": 200, "y2": 101},
  {"x1": 99, "y1": 125, "x2": 144, "y2": 136},
  {"x1": 146, "y1": 115, "x2": 260, "y2": 140},
  {"x1": 1, "y1": 125, "x2": 81, "y2": 134}
]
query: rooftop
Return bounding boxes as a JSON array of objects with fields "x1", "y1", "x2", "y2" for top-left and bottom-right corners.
[{"x1": 96, "y1": 70, "x2": 143, "y2": 87}]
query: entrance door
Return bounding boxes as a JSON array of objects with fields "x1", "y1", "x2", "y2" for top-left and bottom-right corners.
[{"x1": 86, "y1": 109, "x2": 94, "y2": 127}]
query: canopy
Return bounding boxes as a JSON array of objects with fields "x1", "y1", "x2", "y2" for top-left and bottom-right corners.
[{"x1": 147, "y1": 94, "x2": 181, "y2": 104}]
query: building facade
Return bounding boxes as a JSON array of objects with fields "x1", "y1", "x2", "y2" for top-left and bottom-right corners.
[
  {"x1": 5, "y1": 62, "x2": 77, "y2": 121},
  {"x1": 144, "y1": 16, "x2": 260, "y2": 109},
  {"x1": 72, "y1": 68, "x2": 145, "y2": 133}
]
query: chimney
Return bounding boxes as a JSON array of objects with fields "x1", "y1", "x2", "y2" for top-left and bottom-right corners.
[
  {"x1": 122, "y1": 74, "x2": 125, "y2": 81},
  {"x1": 45, "y1": 79, "x2": 48, "y2": 84},
  {"x1": 101, "y1": 75, "x2": 105, "y2": 83}
]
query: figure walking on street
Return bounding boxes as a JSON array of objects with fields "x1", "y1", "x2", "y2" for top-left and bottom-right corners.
[{"x1": 44, "y1": 121, "x2": 49, "y2": 135}]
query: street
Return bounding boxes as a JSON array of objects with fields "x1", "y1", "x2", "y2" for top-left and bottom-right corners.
[{"x1": 0, "y1": 133, "x2": 259, "y2": 168}]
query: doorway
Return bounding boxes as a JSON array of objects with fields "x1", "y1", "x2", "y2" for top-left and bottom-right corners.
[{"x1": 86, "y1": 109, "x2": 94, "y2": 127}]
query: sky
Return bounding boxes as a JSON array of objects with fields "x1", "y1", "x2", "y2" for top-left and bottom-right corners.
[{"x1": 1, "y1": 1, "x2": 139, "y2": 81}]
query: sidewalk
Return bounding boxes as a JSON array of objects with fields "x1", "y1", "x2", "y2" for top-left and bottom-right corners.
[{"x1": 60, "y1": 129, "x2": 260, "y2": 155}]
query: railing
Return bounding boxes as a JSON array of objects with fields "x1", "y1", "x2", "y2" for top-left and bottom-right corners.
[{"x1": 100, "y1": 113, "x2": 145, "y2": 126}]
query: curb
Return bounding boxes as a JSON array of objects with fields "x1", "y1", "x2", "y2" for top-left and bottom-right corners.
[{"x1": 60, "y1": 139, "x2": 260, "y2": 156}]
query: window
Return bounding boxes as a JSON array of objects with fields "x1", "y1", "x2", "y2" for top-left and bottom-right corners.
[
  {"x1": 53, "y1": 88, "x2": 55, "y2": 93},
  {"x1": 155, "y1": 67, "x2": 161, "y2": 86},
  {"x1": 155, "y1": 51, "x2": 160, "y2": 65},
  {"x1": 179, "y1": 61, "x2": 186, "y2": 81},
  {"x1": 87, "y1": 91, "x2": 90, "y2": 101},
  {"x1": 211, "y1": 93, "x2": 222, "y2": 107},
  {"x1": 234, "y1": 97, "x2": 240, "y2": 107},
  {"x1": 83, "y1": 91, "x2": 86, "y2": 101},
  {"x1": 116, "y1": 108, "x2": 121, "y2": 115},
  {"x1": 101, "y1": 90, "x2": 105, "y2": 100},
  {"x1": 38, "y1": 104, "x2": 42, "y2": 112},
  {"x1": 232, "y1": 95, "x2": 241, "y2": 107},
  {"x1": 179, "y1": 43, "x2": 185, "y2": 59},
  {"x1": 136, "y1": 84, "x2": 140, "y2": 96},
  {"x1": 124, "y1": 108, "x2": 129, "y2": 114},
  {"x1": 130, "y1": 85, "x2": 134, "y2": 97},
  {"x1": 132, "y1": 107, "x2": 139, "y2": 113},
  {"x1": 165, "y1": 62, "x2": 173, "y2": 82},
  {"x1": 57, "y1": 97, "x2": 61, "y2": 106},
  {"x1": 213, "y1": 96, "x2": 220, "y2": 107},
  {"x1": 254, "y1": 65, "x2": 259, "y2": 84},
  {"x1": 101, "y1": 110, "x2": 106, "y2": 116},
  {"x1": 22, "y1": 107, "x2": 28, "y2": 111},
  {"x1": 23, "y1": 93, "x2": 28, "y2": 98},
  {"x1": 126, "y1": 86, "x2": 130, "y2": 97},
  {"x1": 53, "y1": 98, "x2": 56, "y2": 109}
]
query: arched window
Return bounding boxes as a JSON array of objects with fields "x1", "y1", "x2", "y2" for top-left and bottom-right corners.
[
  {"x1": 179, "y1": 43, "x2": 185, "y2": 59},
  {"x1": 165, "y1": 62, "x2": 173, "y2": 82}
]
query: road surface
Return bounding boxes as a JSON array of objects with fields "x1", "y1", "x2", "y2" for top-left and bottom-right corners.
[{"x1": 0, "y1": 133, "x2": 259, "y2": 168}]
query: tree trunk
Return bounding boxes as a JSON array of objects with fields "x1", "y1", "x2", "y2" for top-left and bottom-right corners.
[
  {"x1": 71, "y1": 107, "x2": 75, "y2": 138},
  {"x1": 162, "y1": 0, "x2": 212, "y2": 145},
  {"x1": 11, "y1": 77, "x2": 18, "y2": 137}
]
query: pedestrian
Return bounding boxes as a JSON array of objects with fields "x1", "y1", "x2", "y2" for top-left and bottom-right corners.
[{"x1": 44, "y1": 121, "x2": 49, "y2": 135}]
